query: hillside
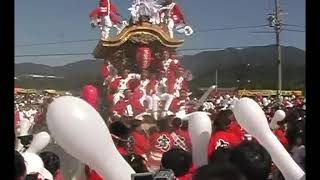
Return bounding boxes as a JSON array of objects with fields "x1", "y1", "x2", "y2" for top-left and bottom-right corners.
[{"x1": 15, "y1": 45, "x2": 305, "y2": 91}]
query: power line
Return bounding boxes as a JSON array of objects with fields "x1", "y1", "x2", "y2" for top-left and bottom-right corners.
[
  {"x1": 15, "y1": 53, "x2": 93, "y2": 58},
  {"x1": 14, "y1": 45, "x2": 275, "y2": 58},
  {"x1": 194, "y1": 25, "x2": 269, "y2": 33},
  {"x1": 16, "y1": 39, "x2": 99, "y2": 47},
  {"x1": 282, "y1": 23, "x2": 305, "y2": 28},
  {"x1": 15, "y1": 24, "x2": 273, "y2": 47},
  {"x1": 282, "y1": 29, "x2": 305, "y2": 32}
]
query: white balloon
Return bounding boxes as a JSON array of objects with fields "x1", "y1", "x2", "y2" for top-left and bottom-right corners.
[
  {"x1": 182, "y1": 112, "x2": 212, "y2": 167},
  {"x1": 46, "y1": 96, "x2": 135, "y2": 180},
  {"x1": 269, "y1": 110, "x2": 286, "y2": 130},
  {"x1": 233, "y1": 98, "x2": 305, "y2": 180},
  {"x1": 26, "y1": 131, "x2": 51, "y2": 154}
]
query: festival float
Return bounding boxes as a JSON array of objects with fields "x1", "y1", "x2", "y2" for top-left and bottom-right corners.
[{"x1": 88, "y1": 0, "x2": 196, "y2": 121}]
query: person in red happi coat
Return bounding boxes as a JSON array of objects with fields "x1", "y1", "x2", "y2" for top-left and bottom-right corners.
[{"x1": 208, "y1": 109, "x2": 243, "y2": 160}]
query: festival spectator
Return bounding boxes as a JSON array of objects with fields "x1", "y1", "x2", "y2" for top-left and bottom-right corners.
[
  {"x1": 109, "y1": 120, "x2": 131, "y2": 155},
  {"x1": 207, "y1": 109, "x2": 242, "y2": 159},
  {"x1": 208, "y1": 146, "x2": 233, "y2": 165},
  {"x1": 130, "y1": 119, "x2": 152, "y2": 158},
  {"x1": 148, "y1": 117, "x2": 175, "y2": 170},
  {"x1": 229, "y1": 141, "x2": 272, "y2": 180},
  {"x1": 193, "y1": 163, "x2": 247, "y2": 180},
  {"x1": 273, "y1": 124, "x2": 289, "y2": 150},
  {"x1": 171, "y1": 118, "x2": 191, "y2": 152},
  {"x1": 290, "y1": 135, "x2": 305, "y2": 170},
  {"x1": 123, "y1": 153, "x2": 149, "y2": 173},
  {"x1": 161, "y1": 148, "x2": 194, "y2": 180},
  {"x1": 278, "y1": 110, "x2": 303, "y2": 150}
]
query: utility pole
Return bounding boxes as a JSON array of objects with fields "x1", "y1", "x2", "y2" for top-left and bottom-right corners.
[{"x1": 268, "y1": 0, "x2": 282, "y2": 102}]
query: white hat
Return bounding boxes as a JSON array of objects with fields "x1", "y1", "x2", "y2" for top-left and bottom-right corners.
[
  {"x1": 262, "y1": 98, "x2": 268, "y2": 103},
  {"x1": 215, "y1": 99, "x2": 221, "y2": 105}
]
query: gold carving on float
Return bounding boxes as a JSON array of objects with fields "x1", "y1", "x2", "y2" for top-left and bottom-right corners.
[{"x1": 93, "y1": 22, "x2": 184, "y2": 58}]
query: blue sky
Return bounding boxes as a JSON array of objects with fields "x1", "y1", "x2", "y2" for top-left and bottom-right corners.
[{"x1": 15, "y1": 0, "x2": 305, "y2": 66}]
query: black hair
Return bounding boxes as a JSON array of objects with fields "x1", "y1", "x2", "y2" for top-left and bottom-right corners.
[
  {"x1": 157, "y1": 117, "x2": 171, "y2": 132},
  {"x1": 161, "y1": 148, "x2": 192, "y2": 177},
  {"x1": 171, "y1": 118, "x2": 182, "y2": 129},
  {"x1": 130, "y1": 119, "x2": 143, "y2": 130},
  {"x1": 279, "y1": 110, "x2": 304, "y2": 150},
  {"x1": 209, "y1": 147, "x2": 233, "y2": 165},
  {"x1": 15, "y1": 150, "x2": 26, "y2": 180},
  {"x1": 123, "y1": 153, "x2": 148, "y2": 173},
  {"x1": 193, "y1": 163, "x2": 247, "y2": 180},
  {"x1": 229, "y1": 141, "x2": 272, "y2": 180},
  {"x1": 109, "y1": 120, "x2": 130, "y2": 139},
  {"x1": 213, "y1": 109, "x2": 233, "y2": 131},
  {"x1": 181, "y1": 120, "x2": 188, "y2": 131},
  {"x1": 39, "y1": 151, "x2": 60, "y2": 176},
  {"x1": 148, "y1": 126, "x2": 158, "y2": 135}
]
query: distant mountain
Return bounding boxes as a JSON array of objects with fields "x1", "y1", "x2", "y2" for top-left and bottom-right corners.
[
  {"x1": 15, "y1": 45, "x2": 305, "y2": 91},
  {"x1": 181, "y1": 45, "x2": 305, "y2": 77}
]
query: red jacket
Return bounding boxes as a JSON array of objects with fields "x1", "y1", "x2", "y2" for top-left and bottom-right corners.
[
  {"x1": 174, "y1": 129, "x2": 192, "y2": 152},
  {"x1": 273, "y1": 128, "x2": 289, "y2": 150},
  {"x1": 170, "y1": 3, "x2": 185, "y2": 24},
  {"x1": 112, "y1": 97, "x2": 146, "y2": 117},
  {"x1": 148, "y1": 132, "x2": 175, "y2": 168},
  {"x1": 227, "y1": 121, "x2": 245, "y2": 140},
  {"x1": 112, "y1": 99, "x2": 128, "y2": 116},
  {"x1": 167, "y1": 76, "x2": 189, "y2": 96},
  {"x1": 208, "y1": 130, "x2": 242, "y2": 159},
  {"x1": 169, "y1": 98, "x2": 192, "y2": 114},
  {"x1": 131, "y1": 131, "x2": 151, "y2": 156},
  {"x1": 160, "y1": 3, "x2": 185, "y2": 24}
]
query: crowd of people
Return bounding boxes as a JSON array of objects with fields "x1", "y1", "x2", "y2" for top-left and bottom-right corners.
[
  {"x1": 14, "y1": 84, "x2": 305, "y2": 180},
  {"x1": 14, "y1": 45, "x2": 305, "y2": 180},
  {"x1": 14, "y1": 91, "x2": 73, "y2": 132}
]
